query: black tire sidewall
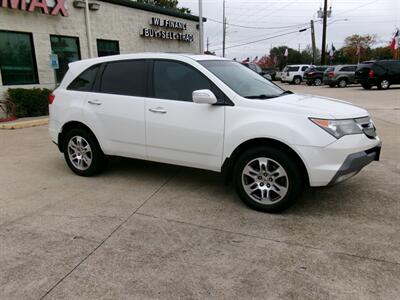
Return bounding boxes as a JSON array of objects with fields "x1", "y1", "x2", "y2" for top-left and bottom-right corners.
[
  {"x1": 233, "y1": 146, "x2": 304, "y2": 213},
  {"x1": 63, "y1": 128, "x2": 107, "y2": 176}
]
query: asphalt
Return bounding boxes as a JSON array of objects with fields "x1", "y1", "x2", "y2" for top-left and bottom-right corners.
[{"x1": 0, "y1": 84, "x2": 399, "y2": 299}]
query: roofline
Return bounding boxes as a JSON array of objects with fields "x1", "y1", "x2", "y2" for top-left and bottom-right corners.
[{"x1": 98, "y1": 0, "x2": 207, "y2": 22}]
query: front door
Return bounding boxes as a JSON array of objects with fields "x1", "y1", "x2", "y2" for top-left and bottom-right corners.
[{"x1": 145, "y1": 60, "x2": 225, "y2": 171}]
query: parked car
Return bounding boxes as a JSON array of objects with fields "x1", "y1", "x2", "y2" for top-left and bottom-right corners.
[
  {"x1": 355, "y1": 60, "x2": 400, "y2": 90},
  {"x1": 49, "y1": 53, "x2": 381, "y2": 213},
  {"x1": 242, "y1": 62, "x2": 271, "y2": 80},
  {"x1": 263, "y1": 67, "x2": 279, "y2": 81},
  {"x1": 323, "y1": 65, "x2": 357, "y2": 88},
  {"x1": 281, "y1": 65, "x2": 311, "y2": 84},
  {"x1": 303, "y1": 66, "x2": 329, "y2": 86},
  {"x1": 275, "y1": 70, "x2": 282, "y2": 81}
]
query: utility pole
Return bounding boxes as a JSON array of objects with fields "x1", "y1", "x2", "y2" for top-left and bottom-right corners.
[
  {"x1": 206, "y1": 37, "x2": 209, "y2": 52},
  {"x1": 320, "y1": 0, "x2": 328, "y2": 65},
  {"x1": 198, "y1": 0, "x2": 204, "y2": 54},
  {"x1": 84, "y1": 0, "x2": 94, "y2": 58},
  {"x1": 310, "y1": 20, "x2": 316, "y2": 65},
  {"x1": 222, "y1": 0, "x2": 226, "y2": 57}
]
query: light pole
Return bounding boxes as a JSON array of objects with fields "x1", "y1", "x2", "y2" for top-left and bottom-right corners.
[
  {"x1": 198, "y1": 0, "x2": 204, "y2": 54},
  {"x1": 84, "y1": 0, "x2": 94, "y2": 58}
]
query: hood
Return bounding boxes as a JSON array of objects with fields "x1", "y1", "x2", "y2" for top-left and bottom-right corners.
[{"x1": 270, "y1": 93, "x2": 369, "y2": 119}]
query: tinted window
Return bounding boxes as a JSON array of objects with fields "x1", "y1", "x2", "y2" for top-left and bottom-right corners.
[
  {"x1": 0, "y1": 30, "x2": 38, "y2": 85},
  {"x1": 153, "y1": 60, "x2": 212, "y2": 102},
  {"x1": 100, "y1": 60, "x2": 147, "y2": 96},
  {"x1": 326, "y1": 67, "x2": 334, "y2": 72},
  {"x1": 97, "y1": 39, "x2": 119, "y2": 57},
  {"x1": 301, "y1": 66, "x2": 308, "y2": 71},
  {"x1": 316, "y1": 66, "x2": 328, "y2": 71},
  {"x1": 50, "y1": 35, "x2": 81, "y2": 83},
  {"x1": 68, "y1": 64, "x2": 100, "y2": 92},
  {"x1": 287, "y1": 66, "x2": 299, "y2": 72},
  {"x1": 340, "y1": 66, "x2": 356, "y2": 72}
]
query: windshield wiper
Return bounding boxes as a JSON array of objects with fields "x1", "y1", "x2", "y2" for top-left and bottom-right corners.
[
  {"x1": 279, "y1": 90, "x2": 293, "y2": 96},
  {"x1": 245, "y1": 94, "x2": 276, "y2": 99}
]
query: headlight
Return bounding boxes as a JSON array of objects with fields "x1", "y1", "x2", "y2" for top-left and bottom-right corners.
[{"x1": 310, "y1": 118, "x2": 362, "y2": 139}]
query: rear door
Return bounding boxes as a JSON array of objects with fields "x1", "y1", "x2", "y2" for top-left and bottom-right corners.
[
  {"x1": 83, "y1": 59, "x2": 148, "y2": 159},
  {"x1": 339, "y1": 65, "x2": 357, "y2": 83},
  {"x1": 145, "y1": 59, "x2": 225, "y2": 171}
]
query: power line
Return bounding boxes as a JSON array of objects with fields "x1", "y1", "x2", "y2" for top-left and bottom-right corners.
[
  {"x1": 210, "y1": 28, "x2": 308, "y2": 51},
  {"x1": 207, "y1": 17, "x2": 309, "y2": 30}
]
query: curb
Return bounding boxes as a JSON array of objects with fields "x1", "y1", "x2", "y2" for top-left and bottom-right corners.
[{"x1": 0, "y1": 117, "x2": 49, "y2": 130}]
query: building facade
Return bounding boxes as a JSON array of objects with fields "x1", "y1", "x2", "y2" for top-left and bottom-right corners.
[{"x1": 0, "y1": 0, "x2": 201, "y2": 99}]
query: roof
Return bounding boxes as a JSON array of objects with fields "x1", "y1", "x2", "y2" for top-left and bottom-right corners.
[{"x1": 98, "y1": 0, "x2": 206, "y2": 22}]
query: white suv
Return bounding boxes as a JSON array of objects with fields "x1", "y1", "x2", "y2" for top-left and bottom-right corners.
[
  {"x1": 49, "y1": 53, "x2": 381, "y2": 212},
  {"x1": 281, "y1": 64, "x2": 311, "y2": 84}
]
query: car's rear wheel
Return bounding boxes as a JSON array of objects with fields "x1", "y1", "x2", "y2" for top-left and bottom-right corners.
[
  {"x1": 338, "y1": 79, "x2": 347, "y2": 88},
  {"x1": 314, "y1": 78, "x2": 322, "y2": 86},
  {"x1": 233, "y1": 146, "x2": 304, "y2": 213},
  {"x1": 377, "y1": 79, "x2": 390, "y2": 90},
  {"x1": 293, "y1": 76, "x2": 302, "y2": 85},
  {"x1": 63, "y1": 128, "x2": 107, "y2": 176}
]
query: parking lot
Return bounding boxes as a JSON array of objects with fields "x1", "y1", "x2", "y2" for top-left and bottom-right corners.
[{"x1": 1, "y1": 84, "x2": 399, "y2": 299}]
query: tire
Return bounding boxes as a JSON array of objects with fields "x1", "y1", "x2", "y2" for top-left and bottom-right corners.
[
  {"x1": 233, "y1": 146, "x2": 304, "y2": 213},
  {"x1": 361, "y1": 83, "x2": 372, "y2": 90},
  {"x1": 377, "y1": 79, "x2": 390, "y2": 90},
  {"x1": 314, "y1": 78, "x2": 322, "y2": 86},
  {"x1": 293, "y1": 76, "x2": 302, "y2": 85},
  {"x1": 62, "y1": 128, "x2": 107, "y2": 176},
  {"x1": 338, "y1": 79, "x2": 347, "y2": 88}
]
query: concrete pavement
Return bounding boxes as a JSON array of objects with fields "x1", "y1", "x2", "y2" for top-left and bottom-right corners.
[{"x1": 0, "y1": 85, "x2": 399, "y2": 299}]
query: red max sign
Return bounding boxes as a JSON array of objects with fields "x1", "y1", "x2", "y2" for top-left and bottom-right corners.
[{"x1": 1, "y1": 0, "x2": 68, "y2": 16}]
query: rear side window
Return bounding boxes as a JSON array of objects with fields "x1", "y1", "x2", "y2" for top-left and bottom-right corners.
[
  {"x1": 326, "y1": 67, "x2": 334, "y2": 72},
  {"x1": 287, "y1": 66, "x2": 299, "y2": 72},
  {"x1": 316, "y1": 66, "x2": 328, "y2": 71},
  {"x1": 301, "y1": 66, "x2": 308, "y2": 71},
  {"x1": 100, "y1": 60, "x2": 147, "y2": 96},
  {"x1": 68, "y1": 64, "x2": 100, "y2": 92},
  {"x1": 340, "y1": 66, "x2": 356, "y2": 72},
  {"x1": 153, "y1": 60, "x2": 212, "y2": 102}
]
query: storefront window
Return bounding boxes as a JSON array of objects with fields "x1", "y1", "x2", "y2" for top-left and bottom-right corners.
[
  {"x1": 0, "y1": 31, "x2": 38, "y2": 85},
  {"x1": 97, "y1": 39, "x2": 120, "y2": 57},
  {"x1": 50, "y1": 35, "x2": 81, "y2": 83}
]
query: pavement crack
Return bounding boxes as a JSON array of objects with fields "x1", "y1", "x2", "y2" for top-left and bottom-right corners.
[
  {"x1": 39, "y1": 168, "x2": 181, "y2": 299},
  {"x1": 136, "y1": 212, "x2": 400, "y2": 268}
]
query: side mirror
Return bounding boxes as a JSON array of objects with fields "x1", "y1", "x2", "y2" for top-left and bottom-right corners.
[{"x1": 192, "y1": 89, "x2": 217, "y2": 104}]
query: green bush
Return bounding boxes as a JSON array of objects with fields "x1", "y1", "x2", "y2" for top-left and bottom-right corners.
[{"x1": 7, "y1": 88, "x2": 51, "y2": 118}]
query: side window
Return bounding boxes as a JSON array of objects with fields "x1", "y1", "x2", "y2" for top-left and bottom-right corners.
[
  {"x1": 67, "y1": 64, "x2": 100, "y2": 92},
  {"x1": 301, "y1": 66, "x2": 308, "y2": 71},
  {"x1": 100, "y1": 60, "x2": 147, "y2": 96},
  {"x1": 153, "y1": 60, "x2": 212, "y2": 102}
]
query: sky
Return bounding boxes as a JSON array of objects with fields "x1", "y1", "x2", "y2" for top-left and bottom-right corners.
[{"x1": 178, "y1": 0, "x2": 400, "y2": 60}]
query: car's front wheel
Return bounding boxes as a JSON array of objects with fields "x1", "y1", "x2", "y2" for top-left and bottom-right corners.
[
  {"x1": 63, "y1": 128, "x2": 107, "y2": 176},
  {"x1": 233, "y1": 146, "x2": 304, "y2": 213},
  {"x1": 314, "y1": 78, "x2": 322, "y2": 86},
  {"x1": 293, "y1": 76, "x2": 302, "y2": 85},
  {"x1": 377, "y1": 79, "x2": 390, "y2": 90}
]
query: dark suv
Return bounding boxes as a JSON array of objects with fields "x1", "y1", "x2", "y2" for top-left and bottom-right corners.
[
  {"x1": 355, "y1": 60, "x2": 400, "y2": 90},
  {"x1": 303, "y1": 66, "x2": 329, "y2": 86},
  {"x1": 323, "y1": 65, "x2": 357, "y2": 88}
]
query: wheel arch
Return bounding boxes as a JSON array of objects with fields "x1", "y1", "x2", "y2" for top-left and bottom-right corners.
[
  {"x1": 58, "y1": 121, "x2": 101, "y2": 153},
  {"x1": 222, "y1": 137, "x2": 310, "y2": 186}
]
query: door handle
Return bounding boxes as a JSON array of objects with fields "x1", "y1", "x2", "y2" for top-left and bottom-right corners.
[
  {"x1": 149, "y1": 107, "x2": 167, "y2": 114},
  {"x1": 88, "y1": 100, "x2": 102, "y2": 105}
]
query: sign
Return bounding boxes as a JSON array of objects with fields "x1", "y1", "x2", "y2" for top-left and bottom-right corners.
[
  {"x1": 1, "y1": 0, "x2": 68, "y2": 17},
  {"x1": 50, "y1": 53, "x2": 59, "y2": 69},
  {"x1": 141, "y1": 17, "x2": 194, "y2": 43}
]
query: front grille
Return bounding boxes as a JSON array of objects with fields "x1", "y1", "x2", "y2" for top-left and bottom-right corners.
[{"x1": 355, "y1": 117, "x2": 376, "y2": 139}]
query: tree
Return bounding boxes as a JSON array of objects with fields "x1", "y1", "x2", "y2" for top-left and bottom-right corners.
[
  {"x1": 136, "y1": 0, "x2": 191, "y2": 14},
  {"x1": 341, "y1": 34, "x2": 377, "y2": 63}
]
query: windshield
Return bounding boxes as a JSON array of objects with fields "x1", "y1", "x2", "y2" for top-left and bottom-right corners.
[{"x1": 200, "y1": 60, "x2": 284, "y2": 99}]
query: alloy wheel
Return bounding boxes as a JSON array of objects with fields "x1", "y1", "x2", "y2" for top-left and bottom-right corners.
[
  {"x1": 242, "y1": 157, "x2": 289, "y2": 205},
  {"x1": 314, "y1": 78, "x2": 322, "y2": 86},
  {"x1": 67, "y1": 136, "x2": 93, "y2": 171},
  {"x1": 380, "y1": 79, "x2": 389, "y2": 89}
]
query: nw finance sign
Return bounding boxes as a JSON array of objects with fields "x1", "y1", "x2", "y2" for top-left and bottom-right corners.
[
  {"x1": 141, "y1": 17, "x2": 194, "y2": 43},
  {"x1": 1, "y1": 0, "x2": 68, "y2": 17}
]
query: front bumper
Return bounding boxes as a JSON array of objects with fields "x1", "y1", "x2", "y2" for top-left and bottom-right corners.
[
  {"x1": 328, "y1": 144, "x2": 381, "y2": 185},
  {"x1": 293, "y1": 134, "x2": 382, "y2": 186}
]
